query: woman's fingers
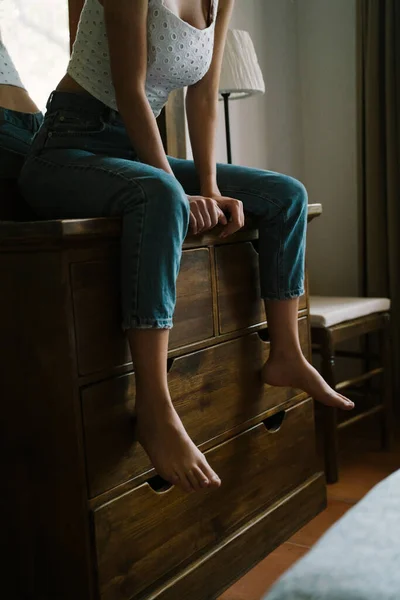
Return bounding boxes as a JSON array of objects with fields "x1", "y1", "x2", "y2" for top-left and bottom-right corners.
[
  {"x1": 195, "y1": 209, "x2": 205, "y2": 232},
  {"x1": 188, "y1": 196, "x2": 221, "y2": 234},
  {"x1": 188, "y1": 195, "x2": 244, "y2": 237},
  {"x1": 189, "y1": 211, "x2": 198, "y2": 235},
  {"x1": 216, "y1": 198, "x2": 245, "y2": 237},
  {"x1": 198, "y1": 200, "x2": 212, "y2": 231},
  {"x1": 217, "y1": 207, "x2": 228, "y2": 225},
  {"x1": 206, "y1": 200, "x2": 221, "y2": 229},
  {"x1": 188, "y1": 203, "x2": 205, "y2": 234}
]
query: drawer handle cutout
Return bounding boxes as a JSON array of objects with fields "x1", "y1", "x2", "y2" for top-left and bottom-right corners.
[
  {"x1": 263, "y1": 410, "x2": 286, "y2": 432},
  {"x1": 148, "y1": 474, "x2": 173, "y2": 494},
  {"x1": 167, "y1": 358, "x2": 175, "y2": 372},
  {"x1": 257, "y1": 328, "x2": 270, "y2": 342},
  {"x1": 251, "y1": 239, "x2": 260, "y2": 254}
]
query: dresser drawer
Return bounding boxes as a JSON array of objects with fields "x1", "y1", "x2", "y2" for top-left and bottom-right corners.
[
  {"x1": 216, "y1": 242, "x2": 307, "y2": 334},
  {"x1": 82, "y1": 317, "x2": 310, "y2": 497},
  {"x1": 71, "y1": 248, "x2": 214, "y2": 375},
  {"x1": 92, "y1": 398, "x2": 316, "y2": 600}
]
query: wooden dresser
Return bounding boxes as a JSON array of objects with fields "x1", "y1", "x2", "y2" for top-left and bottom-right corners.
[{"x1": 1, "y1": 205, "x2": 326, "y2": 600}]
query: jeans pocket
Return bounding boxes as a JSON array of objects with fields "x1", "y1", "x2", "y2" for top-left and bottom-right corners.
[{"x1": 49, "y1": 109, "x2": 107, "y2": 137}]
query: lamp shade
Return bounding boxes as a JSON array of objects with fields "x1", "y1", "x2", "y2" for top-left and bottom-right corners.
[{"x1": 219, "y1": 29, "x2": 265, "y2": 99}]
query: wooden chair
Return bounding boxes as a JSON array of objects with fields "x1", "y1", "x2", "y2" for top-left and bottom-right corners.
[{"x1": 310, "y1": 296, "x2": 393, "y2": 483}]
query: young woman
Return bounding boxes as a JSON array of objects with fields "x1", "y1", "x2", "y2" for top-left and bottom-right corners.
[
  {"x1": 19, "y1": 0, "x2": 354, "y2": 494},
  {"x1": 0, "y1": 30, "x2": 42, "y2": 179}
]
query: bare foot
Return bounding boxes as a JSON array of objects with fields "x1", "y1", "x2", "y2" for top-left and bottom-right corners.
[
  {"x1": 135, "y1": 394, "x2": 221, "y2": 493},
  {"x1": 262, "y1": 353, "x2": 355, "y2": 410}
]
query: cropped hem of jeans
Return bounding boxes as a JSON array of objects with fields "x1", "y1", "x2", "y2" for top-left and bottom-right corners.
[
  {"x1": 122, "y1": 316, "x2": 173, "y2": 331},
  {"x1": 262, "y1": 287, "x2": 305, "y2": 301}
]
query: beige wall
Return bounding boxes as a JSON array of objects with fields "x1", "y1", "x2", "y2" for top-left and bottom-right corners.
[
  {"x1": 187, "y1": 0, "x2": 359, "y2": 297},
  {"x1": 187, "y1": 0, "x2": 303, "y2": 178},
  {"x1": 298, "y1": 0, "x2": 359, "y2": 296},
  {"x1": 214, "y1": 0, "x2": 303, "y2": 177}
]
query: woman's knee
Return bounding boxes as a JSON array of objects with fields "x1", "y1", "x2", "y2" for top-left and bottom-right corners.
[
  {"x1": 250, "y1": 171, "x2": 308, "y2": 218},
  {"x1": 142, "y1": 172, "x2": 190, "y2": 227},
  {"x1": 160, "y1": 172, "x2": 190, "y2": 220},
  {"x1": 275, "y1": 175, "x2": 308, "y2": 213},
  {"x1": 289, "y1": 177, "x2": 308, "y2": 209}
]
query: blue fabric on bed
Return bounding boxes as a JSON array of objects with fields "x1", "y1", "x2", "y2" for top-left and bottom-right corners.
[{"x1": 264, "y1": 469, "x2": 400, "y2": 600}]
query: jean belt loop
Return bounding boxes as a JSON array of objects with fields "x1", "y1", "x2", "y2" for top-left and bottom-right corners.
[{"x1": 46, "y1": 91, "x2": 55, "y2": 111}]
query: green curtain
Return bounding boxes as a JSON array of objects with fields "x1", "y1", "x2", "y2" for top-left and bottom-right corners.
[{"x1": 358, "y1": 0, "x2": 400, "y2": 399}]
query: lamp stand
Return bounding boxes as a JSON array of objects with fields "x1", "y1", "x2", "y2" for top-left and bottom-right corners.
[{"x1": 221, "y1": 92, "x2": 232, "y2": 164}]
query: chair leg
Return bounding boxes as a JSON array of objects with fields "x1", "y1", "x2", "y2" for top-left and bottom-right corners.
[
  {"x1": 362, "y1": 332, "x2": 373, "y2": 409},
  {"x1": 380, "y1": 312, "x2": 394, "y2": 451},
  {"x1": 320, "y1": 329, "x2": 339, "y2": 484}
]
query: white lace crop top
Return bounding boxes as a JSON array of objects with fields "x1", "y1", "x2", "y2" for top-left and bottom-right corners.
[
  {"x1": 68, "y1": 0, "x2": 218, "y2": 117},
  {"x1": 0, "y1": 30, "x2": 25, "y2": 89}
]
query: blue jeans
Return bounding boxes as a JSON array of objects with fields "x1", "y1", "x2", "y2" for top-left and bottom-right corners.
[
  {"x1": 0, "y1": 107, "x2": 43, "y2": 178},
  {"x1": 19, "y1": 91, "x2": 307, "y2": 330}
]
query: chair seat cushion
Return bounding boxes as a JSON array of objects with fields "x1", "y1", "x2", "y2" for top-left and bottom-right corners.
[
  {"x1": 309, "y1": 296, "x2": 390, "y2": 328},
  {"x1": 264, "y1": 469, "x2": 400, "y2": 600}
]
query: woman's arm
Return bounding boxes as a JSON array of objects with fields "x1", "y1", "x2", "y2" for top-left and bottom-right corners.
[
  {"x1": 103, "y1": 0, "x2": 174, "y2": 175},
  {"x1": 185, "y1": 0, "x2": 235, "y2": 196}
]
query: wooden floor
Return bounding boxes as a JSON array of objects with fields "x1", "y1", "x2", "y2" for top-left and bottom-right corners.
[{"x1": 219, "y1": 417, "x2": 400, "y2": 600}]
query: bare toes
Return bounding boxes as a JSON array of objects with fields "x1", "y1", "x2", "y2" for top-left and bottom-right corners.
[
  {"x1": 326, "y1": 394, "x2": 354, "y2": 410},
  {"x1": 192, "y1": 466, "x2": 210, "y2": 489},
  {"x1": 339, "y1": 393, "x2": 355, "y2": 404},
  {"x1": 338, "y1": 394, "x2": 355, "y2": 409},
  {"x1": 170, "y1": 472, "x2": 180, "y2": 486},
  {"x1": 342, "y1": 400, "x2": 355, "y2": 410},
  {"x1": 204, "y1": 466, "x2": 221, "y2": 488},
  {"x1": 187, "y1": 469, "x2": 202, "y2": 492},
  {"x1": 211, "y1": 477, "x2": 222, "y2": 489},
  {"x1": 176, "y1": 471, "x2": 194, "y2": 494}
]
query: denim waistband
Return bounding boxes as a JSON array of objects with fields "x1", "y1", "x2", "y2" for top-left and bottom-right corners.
[
  {"x1": 46, "y1": 90, "x2": 123, "y2": 125},
  {"x1": 0, "y1": 107, "x2": 43, "y2": 132}
]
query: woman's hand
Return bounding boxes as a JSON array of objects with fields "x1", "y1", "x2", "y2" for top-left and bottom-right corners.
[
  {"x1": 213, "y1": 194, "x2": 245, "y2": 238},
  {"x1": 187, "y1": 194, "x2": 245, "y2": 236},
  {"x1": 187, "y1": 195, "x2": 227, "y2": 235}
]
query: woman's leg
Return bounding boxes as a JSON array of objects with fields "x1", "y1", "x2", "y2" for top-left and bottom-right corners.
[
  {"x1": 169, "y1": 156, "x2": 354, "y2": 410},
  {"x1": 19, "y1": 150, "x2": 221, "y2": 493},
  {"x1": 129, "y1": 328, "x2": 219, "y2": 492},
  {"x1": 261, "y1": 298, "x2": 354, "y2": 409}
]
